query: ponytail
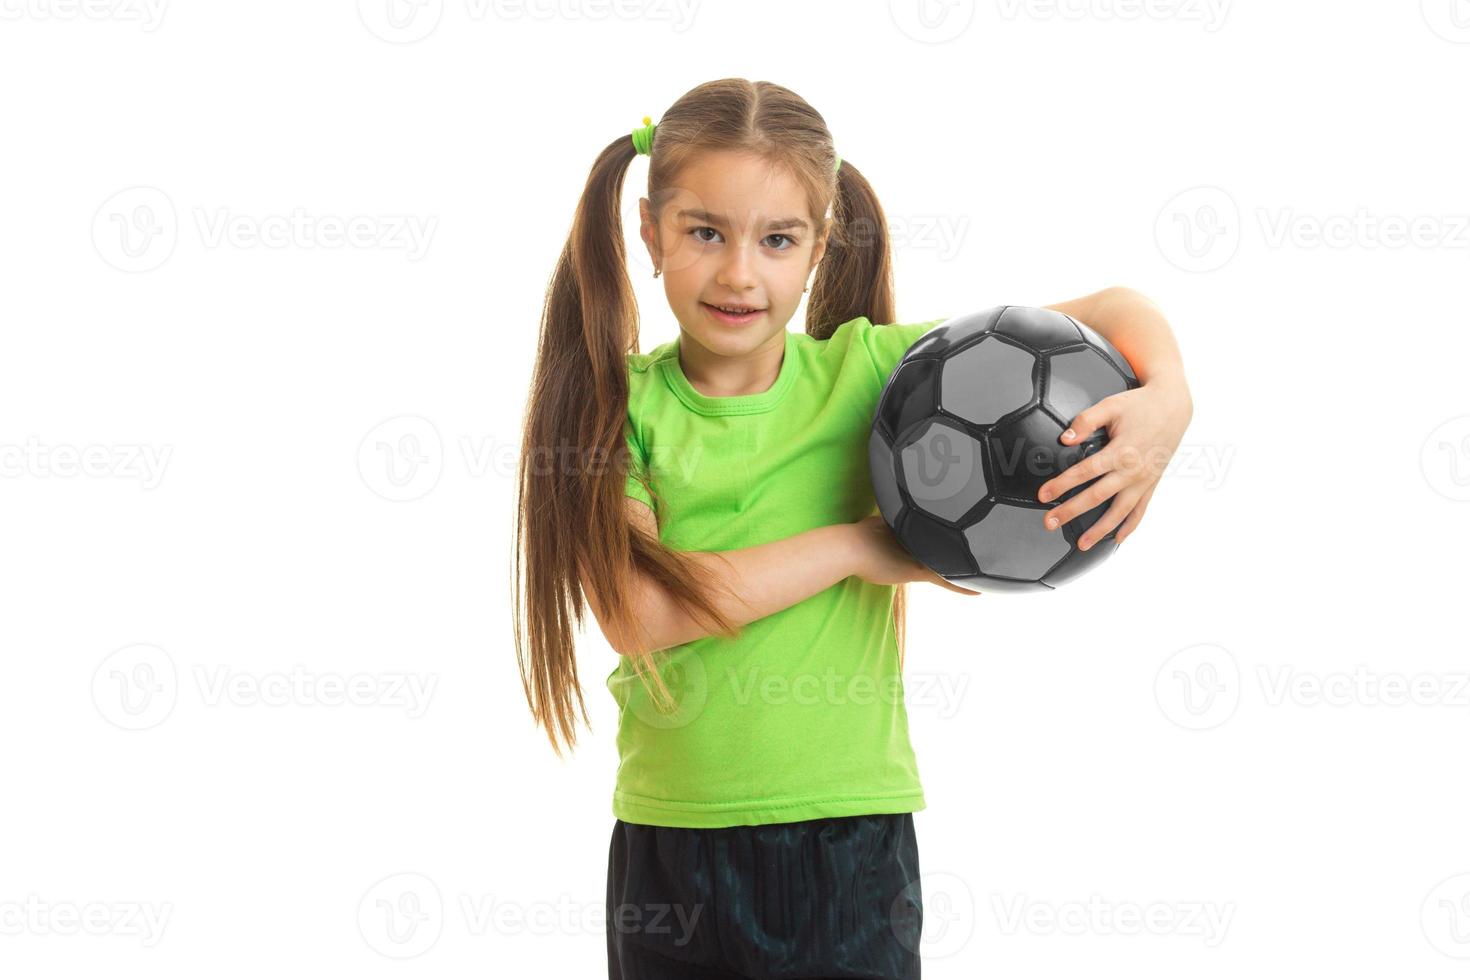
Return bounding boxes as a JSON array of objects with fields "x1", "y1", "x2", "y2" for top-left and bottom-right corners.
[{"x1": 512, "y1": 135, "x2": 741, "y2": 757}]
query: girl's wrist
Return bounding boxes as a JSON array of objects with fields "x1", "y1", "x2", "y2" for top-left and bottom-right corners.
[{"x1": 831, "y1": 520, "x2": 866, "y2": 581}]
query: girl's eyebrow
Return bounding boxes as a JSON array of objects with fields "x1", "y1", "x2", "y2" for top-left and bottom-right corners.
[{"x1": 676, "y1": 208, "x2": 809, "y2": 232}]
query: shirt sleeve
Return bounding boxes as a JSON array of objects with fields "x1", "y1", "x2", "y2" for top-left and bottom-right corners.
[
  {"x1": 860, "y1": 316, "x2": 949, "y2": 391},
  {"x1": 624, "y1": 420, "x2": 655, "y2": 510}
]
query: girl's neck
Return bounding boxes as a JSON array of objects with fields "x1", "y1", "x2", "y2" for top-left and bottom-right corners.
[{"x1": 677, "y1": 329, "x2": 787, "y2": 398}]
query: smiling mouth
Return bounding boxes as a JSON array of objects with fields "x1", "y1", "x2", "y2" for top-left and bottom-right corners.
[{"x1": 703, "y1": 302, "x2": 766, "y2": 315}]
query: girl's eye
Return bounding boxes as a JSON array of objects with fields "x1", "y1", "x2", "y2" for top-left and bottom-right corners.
[{"x1": 688, "y1": 227, "x2": 797, "y2": 251}]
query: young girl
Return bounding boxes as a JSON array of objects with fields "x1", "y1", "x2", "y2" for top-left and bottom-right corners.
[{"x1": 513, "y1": 78, "x2": 1193, "y2": 980}]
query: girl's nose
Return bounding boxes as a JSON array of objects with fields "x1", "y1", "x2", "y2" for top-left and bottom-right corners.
[{"x1": 717, "y1": 247, "x2": 758, "y2": 291}]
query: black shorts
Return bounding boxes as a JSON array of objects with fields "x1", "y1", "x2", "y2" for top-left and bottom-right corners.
[{"x1": 606, "y1": 812, "x2": 923, "y2": 980}]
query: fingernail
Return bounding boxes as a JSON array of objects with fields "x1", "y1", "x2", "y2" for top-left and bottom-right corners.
[
  {"x1": 1045, "y1": 516, "x2": 1059, "y2": 529},
  {"x1": 1062, "y1": 428, "x2": 1075, "y2": 441}
]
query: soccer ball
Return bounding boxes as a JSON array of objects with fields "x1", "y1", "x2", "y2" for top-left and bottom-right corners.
[{"x1": 868, "y1": 305, "x2": 1140, "y2": 593}]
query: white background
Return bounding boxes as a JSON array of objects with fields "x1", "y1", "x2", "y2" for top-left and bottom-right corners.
[{"x1": 3, "y1": 0, "x2": 1469, "y2": 976}]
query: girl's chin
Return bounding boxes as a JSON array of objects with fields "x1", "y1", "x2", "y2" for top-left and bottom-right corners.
[{"x1": 682, "y1": 323, "x2": 782, "y2": 356}]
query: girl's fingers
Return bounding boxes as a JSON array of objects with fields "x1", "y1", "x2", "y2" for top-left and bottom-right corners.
[
  {"x1": 1114, "y1": 484, "x2": 1157, "y2": 546},
  {"x1": 1043, "y1": 471, "x2": 1130, "y2": 530},
  {"x1": 1059, "y1": 391, "x2": 1125, "y2": 446},
  {"x1": 1038, "y1": 443, "x2": 1115, "y2": 504},
  {"x1": 1076, "y1": 486, "x2": 1142, "y2": 551}
]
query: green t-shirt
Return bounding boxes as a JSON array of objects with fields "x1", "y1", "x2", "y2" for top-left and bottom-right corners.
[{"x1": 608, "y1": 314, "x2": 945, "y2": 828}]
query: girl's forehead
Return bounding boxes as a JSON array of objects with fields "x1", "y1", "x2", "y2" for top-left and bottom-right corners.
[
  {"x1": 662, "y1": 168, "x2": 817, "y2": 230},
  {"x1": 669, "y1": 153, "x2": 809, "y2": 207}
]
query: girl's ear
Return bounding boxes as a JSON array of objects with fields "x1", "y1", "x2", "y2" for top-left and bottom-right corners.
[
  {"x1": 808, "y1": 229, "x2": 829, "y2": 274},
  {"x1": 638, "y1": 197, "x2": 661, "y2": 271}
]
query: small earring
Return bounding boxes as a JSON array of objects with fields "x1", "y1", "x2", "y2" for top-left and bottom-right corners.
[
  {"x1": 803, "y1": 285, "x2": 809, "y2": 293},
  {"x1": 653, "y1": 268, "x2": 661, "y2": 278}
]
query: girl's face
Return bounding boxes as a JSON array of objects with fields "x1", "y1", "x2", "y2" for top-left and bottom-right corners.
[{"x1": 639, "y1": 150, "x2": 828, "y2": 369}]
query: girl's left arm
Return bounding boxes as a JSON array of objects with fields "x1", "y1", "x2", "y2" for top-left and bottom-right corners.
[{"x1": 1036, "y1": 286, "x2": 1194, "y2": 549}]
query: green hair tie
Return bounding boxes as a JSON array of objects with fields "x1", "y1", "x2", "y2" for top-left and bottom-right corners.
[
  {"x1": 632, "y1": 116, "x2": 657, "y2": 156},
  {"x1": 631, "y1": 114, "x2": 842, "y2": 173}
]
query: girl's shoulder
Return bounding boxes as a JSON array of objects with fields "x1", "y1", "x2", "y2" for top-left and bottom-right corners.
[
  {"x1": 628, "y1": 339, "x2": 678, "y2": 376},
  {"x1": 826, "y1": 315, "x2": 951, "y2": 383}
]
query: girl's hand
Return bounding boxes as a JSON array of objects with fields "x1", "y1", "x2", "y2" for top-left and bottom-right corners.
[
  {"x1": 1036, "y1": 378, "x2": 1194, "y2": 549},
  {"x1": 849, "y1": 515, "x2": 981, "y2": 595}
]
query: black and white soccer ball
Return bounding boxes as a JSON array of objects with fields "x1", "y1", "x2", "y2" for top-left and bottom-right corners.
[{"x1": 868, "y1": 305, "x2": 1141, "y2": 593}]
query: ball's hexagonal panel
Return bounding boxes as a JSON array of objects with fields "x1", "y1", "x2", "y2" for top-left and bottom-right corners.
[
  {"x1": 964, "y1": 502, "x2": 1073, "y2": 581},
  {"x1": 1073, "y1": 319, "x2": 1139, "y2": 384},
  {"x1": 877, "y1": 357, "x2": 941, "y2": 442},
  {"x1": 868, "y1": 428, "x2": 904, "y2": 527},
  {"x1": 993, "y1": 305, "x2": 1081, "y2": 351},
  {"x1": 1045, "y1": 349, "x2": 1129, "y2": 426},
  {"x1": 913, "y1": 306, "x2": 1006, "y2": 358},
  {"x1": 897, "y1": 508, "x2": 977, "y2": 577},
  {"x1": 940, "y1": 337, "x2": 1036, "y2": 426},
  {"x1": 987, "y1": 406, "x2": 1093, "y2": 501},
  {"x1": 898, "y1": 420, "x2": 988, "y2": 523}
]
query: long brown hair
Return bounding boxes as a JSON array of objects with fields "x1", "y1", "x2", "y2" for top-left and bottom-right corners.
[{"x1": 513, "y1": 78, "x2": 907, "y2": 757}]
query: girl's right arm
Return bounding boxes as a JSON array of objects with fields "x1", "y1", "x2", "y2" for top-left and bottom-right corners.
[{"x1": 585, "y1": 502, "x2": 975, "y2": 658}]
